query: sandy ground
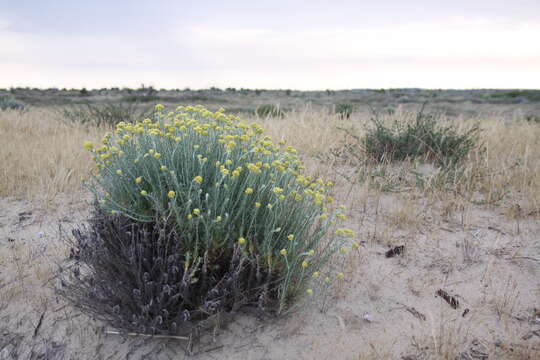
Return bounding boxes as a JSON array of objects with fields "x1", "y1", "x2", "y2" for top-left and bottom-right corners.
[{"x1": 1, "y1": 187, "x2": 539, "y2": 359}]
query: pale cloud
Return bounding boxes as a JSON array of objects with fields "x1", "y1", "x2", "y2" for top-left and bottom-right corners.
[
  {"x1": 0, "y1": 13, "x2": 539, "y2": 89},
  {"x1": 184, "y1": 18, "x2": 540, "y2": 63}
]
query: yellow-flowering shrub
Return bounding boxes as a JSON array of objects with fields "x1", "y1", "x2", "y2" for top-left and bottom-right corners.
[{"x1": 62, "y1": 105, "x2": 355, "y2": 336}]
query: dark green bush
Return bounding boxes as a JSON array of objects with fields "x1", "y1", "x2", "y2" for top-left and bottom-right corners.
[
  {"x1": 60, "y1": 102, "x2": 144, "y2": 126},
  {"x1": 525, "y1": 114, "x2": 540, "y2": 124},
  {"x1": 336, "y1": 104, "x2": 353, "y2": 119},
  {"x1": 256, "y1": 104, "x2": 284, "y2": 118},
  {"x1": 363, "y1": 111, "x2": 480, "y2": 166},
  {"x1": 0, "y1": 96, "x2": 26, "y2": 111}
]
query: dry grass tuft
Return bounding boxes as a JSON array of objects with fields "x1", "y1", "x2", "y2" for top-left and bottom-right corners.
[{"x1": 0, "y1": 109, "x2": 104, "y2": 202}]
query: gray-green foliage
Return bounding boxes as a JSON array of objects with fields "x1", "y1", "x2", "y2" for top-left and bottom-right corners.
[
  {"x1": 0, "y1": 96, "x2": 26, "y2": 111},
  {"x1": 60, "y1": 102, "x2": 145, "y2": 126},
  {"x1": 82, "y1": 105, "x2": 354, "y2": 315},
  {"x1": 335, "y1": 103, "x2": 353, "y2": 119},
  {"x1": 256, "y1": 104, "x2": 284, "y2": 118},
  {"x1": 363, "y1": 108, "x2": 480, "y2": 167}
]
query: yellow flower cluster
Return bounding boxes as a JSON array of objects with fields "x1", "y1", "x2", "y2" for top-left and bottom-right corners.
[
  {"x1": 86, "y1": 104, "x2": 339, "y2": 209},
  {"x1": 84, "y1": 105, "x2": 357, "y2": 296},
  {"x1": 335, "y1": 228, "x2": 355, "y2": 237}
]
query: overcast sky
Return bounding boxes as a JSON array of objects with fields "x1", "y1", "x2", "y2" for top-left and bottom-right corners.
[{"x1": 1, "y1": 0, "x2": 539, "y2": 89}]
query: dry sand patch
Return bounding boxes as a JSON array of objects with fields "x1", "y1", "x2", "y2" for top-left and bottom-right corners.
[{"x1": 1, "y1": 190, "x2": 538, "y2": 359}]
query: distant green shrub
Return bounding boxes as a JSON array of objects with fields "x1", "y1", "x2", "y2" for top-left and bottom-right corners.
[
  {"x1": 490, "y1": 90, "x2": 540, "y2": 103},
  {"x1": 363, "y1": 110, "x2": 480, "y2": 166},
  {"x1": 525, "y1": 114, "x2": 540, "y2": 124},
  {"x1": 0, "y1": 96, "x2": 26, "y2": 111},
  {"x1": 336, "y1": 104, "x2": 353, "y2": 119},
  {"x1": 60, "y1": 102, "x2": 144, "y2": 126},
  {"x1": 256, "y1": 104, "x2": 284, "y2": 118},
  {"x1": 122, "y1": 95, "x2": 161, "y2": 103}
]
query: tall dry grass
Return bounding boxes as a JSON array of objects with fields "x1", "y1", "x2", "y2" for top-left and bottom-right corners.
[
  {"x1": 0, "y1": 108, "x2": 104, "y2": 202},
  {"x1": 1, "y1": 106, "x2": 539, "y2": 213}
]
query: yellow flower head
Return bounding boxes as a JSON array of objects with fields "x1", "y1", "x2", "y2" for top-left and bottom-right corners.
[
  {"x1": 287, "y1": 234, "x2": 294, "y2": 241},
  {"x1": 301, "y1": 260, "x2": 309, "y2": 268},
  {"x1": 255, "y1": 202, "x2": 261, "y2": 208},
  {"x1": 267, "y1": 204, "x2": 273, "y2": 209},
  {"x1": 155, "y1": 104, "x2": 164, "y2": 111},
  {"x1": 140, "y1": 190, "x2": 148, "y2": 196},
  {"x1": 160, "y1": 165, "x2": 167, "y2": 171},
  {"x1": 193, "y1": 208, "x2": 200, "y2": 215},
  {"x1": 279, "y1": 249, "x2": 287, "y2": 256},
  {"x1": 306, "y1": 289, "x2": 313, "y2": 295},
  {"x1": 337, "y1": 272, "x2": 345, "y2": 279},
  {"x1": 135, "y1": 177, "x2": 142, "y2": 184},
  {"x1": 312, "y1": 271, "x2": 320, "y2": 278},
  {"x1": 83, "y1": 141, "x2": 94, "y2": 151},
  {"x1": 193, "y1": 176, "x2": 203, "y2": 184},
  {"x1": 352, "y1": 242, "x2": 360, "y2": 249},
  {"x1": 273, "y1": 187, "x2": 283, "y2": 194},
  {"x1": 154, "y1": 152, "x2": 161, "y2": 159},
  {"x1": 340, "y1": 247, "x2": 348, "y2": 254},
  {"x1": 245, "y1": 188, "x2": 254, "y2": 194},
  {"x1": 116, "y1": 169, "x2": 123, "y2": 175},
  {"x1": 238, "y1": 237, "x2": 246, "y2": 245},
  {"x1": 167, "y1": 191, "x2": 176, "y2": 199}
]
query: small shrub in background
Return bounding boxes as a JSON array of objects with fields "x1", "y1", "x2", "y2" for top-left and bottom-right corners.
[
  {"x1": 59, "y1": 105, "x2": 356, "y2": 337},
  {"x1": 525, "y1": 114, "x2": 540, "y2": 124},
  {"x1": 335, "y1": 103, "x2": 353, "y2": 119},
  {"x1": 122, "y1": 95, "x2": 161, "y2": 103},
  {"x1": 255, "y1": 104, "x2": 284, "y2": 118},
  {"x1": 0, "y1": 96, "x2": 26, "y2": 111},
  {"x1": 363, "y1": 110, "x2": 480, "y2": 166},
  {"x1": 60, "y1": 101, "x2": 145, "y2": 127}
]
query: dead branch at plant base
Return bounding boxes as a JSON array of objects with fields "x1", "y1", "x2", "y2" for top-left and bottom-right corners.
[{"x1": 105, "y1": 330, "x2": 190, "y2": 341}]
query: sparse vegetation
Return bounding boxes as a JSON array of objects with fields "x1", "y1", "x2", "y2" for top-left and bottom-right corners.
[{"x1": 1, "y1": 92, "x2": 539, "y2": 359}]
